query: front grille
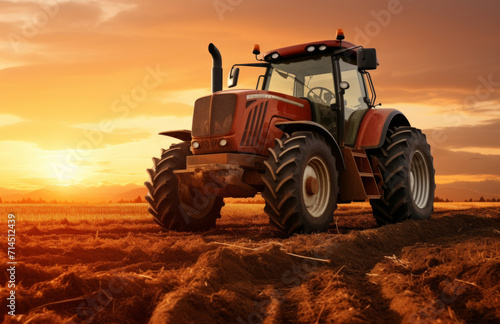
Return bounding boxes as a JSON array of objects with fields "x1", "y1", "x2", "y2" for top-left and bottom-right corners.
[
  {"x1": 192, "y1": 94, "x2": 236, "y2": 137},
  {"x1": 210, "y1": 94, "x2": 236, "y2": 135},
  {"x1": 192, "y1": 96, "x2": 211, "y2": 136},
  {"x1": 240, "y1": 101, "x2": 268, "y2": 146}
]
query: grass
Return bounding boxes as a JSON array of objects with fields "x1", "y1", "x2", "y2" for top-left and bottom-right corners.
[
  {"x1": 4, "y1": 203, "x2": 147, "y2": 223},
  {"x1": 5, "y1": 201, "x2": 500, "y2": 223}
]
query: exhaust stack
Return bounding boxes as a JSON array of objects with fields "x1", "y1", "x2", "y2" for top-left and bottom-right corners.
[{"x1": 208, "y1": 43, "x2": 223, "y2": 93}]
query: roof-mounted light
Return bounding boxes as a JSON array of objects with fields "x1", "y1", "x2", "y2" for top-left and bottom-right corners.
[
  {"x1": 271, "y1": 52, "x2": 279, "y2": 59},
  {"x1": 336, "y1": 28, "x2": 345, "y2": 41},
  {"x1": 252, "y1": 44, "x2": 261, "y2": 55},
  {"x1": 306, "y1": 45, "x2": 315, "y2": 53},
  {"x1": 319, "y1": 45, "x2": 327, "y2": 51}
]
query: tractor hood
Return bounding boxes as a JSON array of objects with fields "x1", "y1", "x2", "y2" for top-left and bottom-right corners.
[{"x1": 191, "y1": 89, "x2": 310, "y2": 156}]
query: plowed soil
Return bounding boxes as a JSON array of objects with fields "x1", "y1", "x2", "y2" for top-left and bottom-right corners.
[{"x1": 1, "y1": 202, "x2": 499, "y2": 323}]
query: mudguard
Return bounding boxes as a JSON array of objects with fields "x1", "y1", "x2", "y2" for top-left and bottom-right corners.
[
  {"x1": 275, "y1": 121, "x2": 345, "y2": 170},
  {"x1": 354, "y1": 109, "x2": 410, "y2": 149},
  {"x1": 159, "y1": 130, "x2": 192, "y2": 142}
]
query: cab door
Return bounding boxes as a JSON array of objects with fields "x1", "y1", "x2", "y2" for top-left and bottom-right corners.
[{"x1": 339, "y1": 56, "x2": 370, "y2": 146}]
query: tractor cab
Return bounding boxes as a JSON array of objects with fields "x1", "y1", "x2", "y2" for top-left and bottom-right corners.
[{"x1": 228, "y1": 29, "x2": 378, "y2": 147}]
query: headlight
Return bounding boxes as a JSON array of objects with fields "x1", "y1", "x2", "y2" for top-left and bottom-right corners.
[
  {"x1": 219, "y1": 139, "x2": 228, "y2": 147},
  {"x1": 192, "y1": 141, "x2": 200, "y2": 149}
]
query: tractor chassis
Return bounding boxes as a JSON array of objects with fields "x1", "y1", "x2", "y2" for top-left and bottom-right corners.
[{"x1": 174, "y1": 153, "x2": 266, "y2": 198}]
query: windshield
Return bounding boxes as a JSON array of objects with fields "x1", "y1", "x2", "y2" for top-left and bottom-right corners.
[
  {"x1": 265, "y1": 55, "x2": 335, "y2": 105},
  {"x1": 264, "y1": 54, "x2": 338, "y2": 137}
]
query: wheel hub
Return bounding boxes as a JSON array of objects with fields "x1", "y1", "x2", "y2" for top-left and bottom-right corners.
[
  {"x1": 305, "y1": 176, "x2": 319, "y2": 195},
  {"x1": 302, "y1": 157, "x2": 330, "y2": 218}
]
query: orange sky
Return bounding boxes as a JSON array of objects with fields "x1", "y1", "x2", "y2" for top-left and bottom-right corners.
[{"x1": 1, "y1": 0, "x2": 500, "y2": 194}]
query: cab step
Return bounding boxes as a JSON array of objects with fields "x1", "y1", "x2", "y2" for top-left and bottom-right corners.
[{"x1": 339, "y1": 148, "x2": 381, "y2": 202}]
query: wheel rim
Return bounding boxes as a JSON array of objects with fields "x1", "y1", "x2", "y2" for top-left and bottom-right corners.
[
  {"x1": 179, "y1": 184, "x2": 215, "y2": 220},
  {"x1": 410, "y1": 150, "x2": 430, "y2": 209},
  {"x1": 302, "y1": 156, "x2": 331, "y2": 217}
]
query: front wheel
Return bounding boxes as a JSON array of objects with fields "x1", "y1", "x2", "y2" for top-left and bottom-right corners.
[
  {"x1": 369, "y1": 127, "x2": 435, "y2": 225},
  {"x1": 262, "y1": 132, "x2": 339, "y2": 235},
  {"x1": 144, "y1": 142, "x2": 224, "y2": 231}
]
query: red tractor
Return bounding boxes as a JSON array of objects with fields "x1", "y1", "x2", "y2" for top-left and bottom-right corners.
[{"x1": 145, "y1": 29, "x2": 435, "y2": 235}]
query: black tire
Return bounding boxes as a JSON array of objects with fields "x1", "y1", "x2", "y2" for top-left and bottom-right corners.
[
  {"x1": 368, "y1": 126, "x2": 435, "y2": 225},
  {"x1": 262, "y1": 132, "x2": 339, "y2": 235},
  {"x1": 144, "y1": 142, "x2": 224, "y2": 231}
]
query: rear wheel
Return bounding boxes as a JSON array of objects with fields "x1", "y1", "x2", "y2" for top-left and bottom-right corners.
[
  {"x1": 145, "y1": 142, "x2": 224, "y2": 231},
  {"x1": 369, "y1": 126, "x2": 435, "y2": 225},
  {"x1": 262, "y1": 132, "x2": 339, "y2": 235}
]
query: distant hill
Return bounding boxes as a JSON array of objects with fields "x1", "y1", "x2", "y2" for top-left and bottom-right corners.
[
  {"x1": 1, "y1": 180, "x2": 499, "y2": 203},
  {"x1": 435, "y1": 187, "x2": 498, "y2": 202},
  {"x1": 436, "y1": 181, "x2": 500, "y2": 202},
  {"x1": 0, "y1": 184, "x2": 146, "y2": 203},
  {"x1": 112, "y1": 187, "x2": 148, "y2": 202},
  {"x1": 0, "y1": 187, "x2": 32, "y2": 197}
]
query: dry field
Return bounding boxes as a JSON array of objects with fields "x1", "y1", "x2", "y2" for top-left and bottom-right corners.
[{"x1": 1, "y1": 202, "x2": 499, "y2": 323}]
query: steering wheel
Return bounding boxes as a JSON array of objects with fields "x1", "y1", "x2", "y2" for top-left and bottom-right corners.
[{"x1": 307, "y1": 87, "x2": 335, "y2": 105}]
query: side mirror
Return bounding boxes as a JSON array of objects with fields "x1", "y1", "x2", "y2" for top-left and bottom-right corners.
[
  {"x1": 228, "y1": 67, "x2": 240, "y2": 88},
  {"x1": 357, "y1": 48, "x2": 377, "y2": 70}
]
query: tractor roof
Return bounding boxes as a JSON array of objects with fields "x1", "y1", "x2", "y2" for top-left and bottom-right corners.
[{"x1": 262, "y1": 40, "x2": 357, "y2": 62}]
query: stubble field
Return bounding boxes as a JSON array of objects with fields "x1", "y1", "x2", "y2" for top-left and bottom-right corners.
[{"x1": 1, "y1": 202, "x2": 499, "y2": 323}]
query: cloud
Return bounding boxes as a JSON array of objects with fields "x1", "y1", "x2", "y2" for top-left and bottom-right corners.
[
  {"x1": 73, "y1": 115, "x2": 192, "y2": 134},
  {"x1": 2, "y1": 0, "x2": 498, "y2": 123},
  {"x1": 432, "y1": 147, "x2": 500, "y2": 176},
  {"x1": 0, "y1": 121, "x2": 151, "y2": 150},
  {"x1": 0, "y1": 114, "x2": 24, "y2": 127},
  {"x1": 426, "y1": 118, "x2": 500, "y2": 150},
  {"x1": 0, "y1": 0, "x2": 134, "y2": 29}
]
